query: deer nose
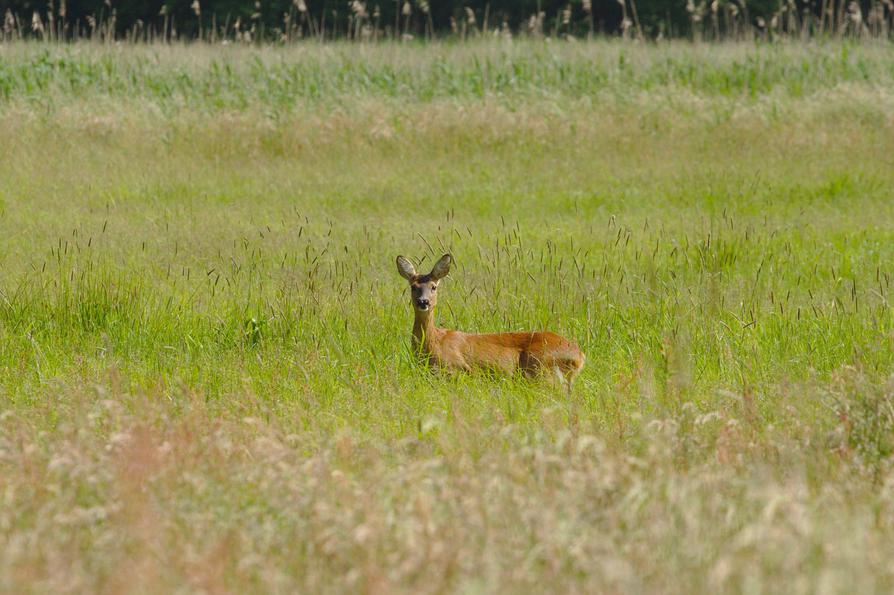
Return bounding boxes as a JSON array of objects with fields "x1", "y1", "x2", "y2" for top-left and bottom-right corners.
[{"x1": 416, "y1": 298, "x2": 430, "y2": 309}]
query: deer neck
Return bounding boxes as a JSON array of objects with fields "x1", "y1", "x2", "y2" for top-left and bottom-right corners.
[{"x1": 412, "y1": 308, "x2": 440, "y2": 354}]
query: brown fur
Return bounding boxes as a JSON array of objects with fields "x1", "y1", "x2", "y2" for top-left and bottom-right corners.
[{"x1": 397, "y1": 254, "x2": 585, "y2": 391}]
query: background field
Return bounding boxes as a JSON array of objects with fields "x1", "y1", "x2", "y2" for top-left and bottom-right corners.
[{"x1": 2, "y1": 40, "x2": 894, "y2": 593}]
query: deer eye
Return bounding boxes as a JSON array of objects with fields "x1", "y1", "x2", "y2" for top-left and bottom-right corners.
[{"x1": 431, "y1": 286, "x2": 437, "y2": 291}]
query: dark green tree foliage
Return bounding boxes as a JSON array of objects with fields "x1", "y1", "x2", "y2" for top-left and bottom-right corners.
[{"x1": 0, "y1": 0, "x2": 866, "y2": 39}]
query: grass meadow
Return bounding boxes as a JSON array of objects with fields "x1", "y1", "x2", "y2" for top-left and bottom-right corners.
[{"x1": 2, "y1": 40, "x2": 894, "y2": 592}]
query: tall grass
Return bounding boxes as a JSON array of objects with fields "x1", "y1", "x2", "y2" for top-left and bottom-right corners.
[
  {"x1": 2, "y1": 41, "x2": 894, "y2": 113},
  {"x1": 2, "y1": 40, "x2": 894, "y2": 592}
]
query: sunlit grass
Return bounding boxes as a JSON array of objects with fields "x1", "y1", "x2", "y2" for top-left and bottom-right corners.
[{"x1": 2, "y1": 39, "x2": 894, "y2": 592}]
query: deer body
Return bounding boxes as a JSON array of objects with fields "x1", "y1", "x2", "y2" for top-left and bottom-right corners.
[{"x1": 398, "y1": 254, "x2": 585, "y2": 390}]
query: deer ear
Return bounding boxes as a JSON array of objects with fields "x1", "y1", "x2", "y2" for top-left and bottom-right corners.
[
  {"x1": 430, "y1": 254, "x2": 452, "y2": 280},
  {"x1": 396, "y1": 255, "x2": 417, "y2": 281}
]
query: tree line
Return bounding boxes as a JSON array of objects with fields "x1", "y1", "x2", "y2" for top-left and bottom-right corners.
[{"x1": 0, "y1": 0, "x2": 890, "y2": 41}]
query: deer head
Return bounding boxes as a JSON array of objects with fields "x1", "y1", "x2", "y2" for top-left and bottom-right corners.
[{"x1": 396, "y1": 254, "x2": 452, "y2": 313}]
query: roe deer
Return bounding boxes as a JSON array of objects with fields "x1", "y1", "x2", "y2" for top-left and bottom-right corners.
[{"x1": 396, "y1": 254, "x2": 585, "y2": 392}]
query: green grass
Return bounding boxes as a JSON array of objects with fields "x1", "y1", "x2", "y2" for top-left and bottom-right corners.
[
  {"x1": 2, "y1": 40, "x2": 894, "y2": 110},
  {"x1": 2, "y1": 39, "x2": 894, "y2": 593}
]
